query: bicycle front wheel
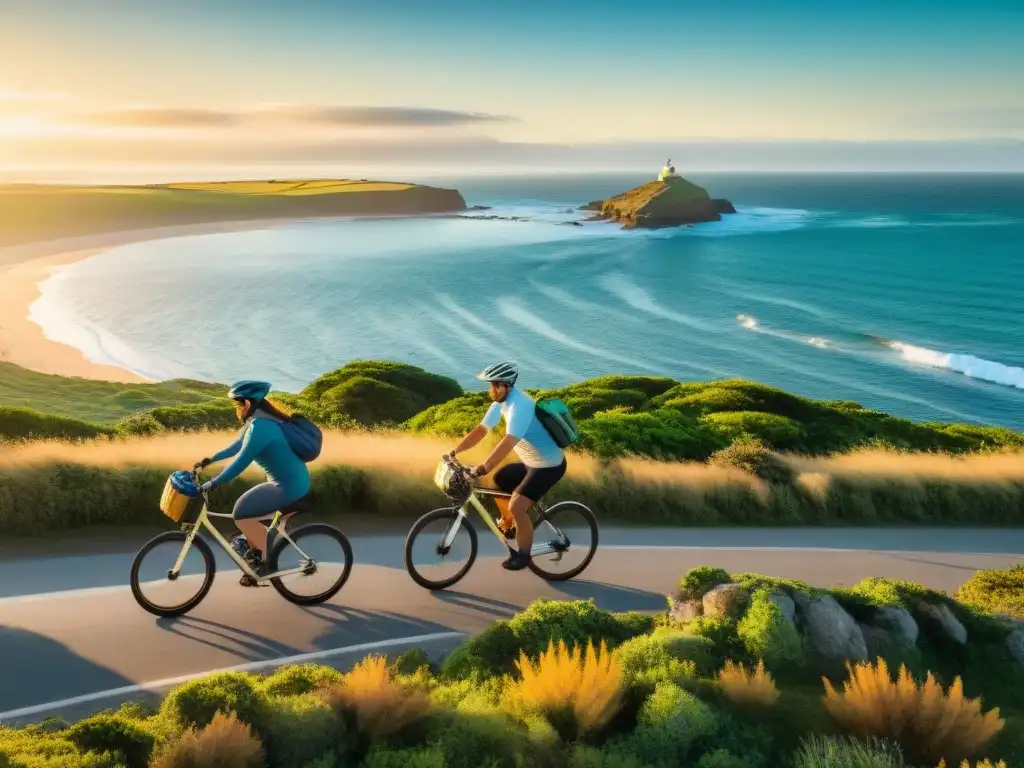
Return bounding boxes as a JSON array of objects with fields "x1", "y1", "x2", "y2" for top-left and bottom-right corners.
[
  {"x1": 130, "y1": 530, "x2": 216, "y2": 618},
  {"x1": 528, "y1": 500, "x2": 599, "y2": 582},
  {"x1": 268, "y1": 523, "x2": 353, "y2": 605},
  {"x1": 405, "y1": 508, "x2": 478, "y2": 590}
]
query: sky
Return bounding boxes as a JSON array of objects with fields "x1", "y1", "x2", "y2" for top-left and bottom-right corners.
[{"x1": 1, "y1": 0, "x2": 1022, "y2": 176}]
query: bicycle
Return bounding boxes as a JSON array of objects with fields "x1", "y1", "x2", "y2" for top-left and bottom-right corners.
[
  {"x1": 130, "y1": 468, "x2": 353, "y2": 617},
  {"x1": 403, "y1": 455, "x2": 599, "y2": 590}
]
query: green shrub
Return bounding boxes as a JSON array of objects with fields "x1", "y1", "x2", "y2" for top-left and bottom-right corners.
[
  {"x1": 160, "y1": 671, "x2": 268, "y2": 731},
  {"x1": 442, "y1": 600, "x2": 652, "y2": 679},
  {"x1": 681, "y1": 616, "x2": 747, "y2": 670},
  {"x1": 389, "y1": 648, "x2": 435, "y2": 677},
  {"x1": 678, "y1": 567, "x2": 733, "y2": 603},
  {"x1": 955, "y1": 565, "x2": 1024, "y2": 620},
  {"x1": 302, "y1": 361, "x2": 462, "y2": 428},
  {"x1": 568, "y1": 744, "x2": 653, "y2": 767},
  {"x1": 696, "y1": 749, "x2": 757, "y2": 768},
  {"x1": 701, "y1": 411, "x2": 807, "y2": 451},
  {"x1": 0, "y1": 406, "x2": 112, "y2": 441},
  {"x1": 261, "y1": 664, "x2": 343, "y2": 697},
  {"x1": 615, "y1": 631, "x2": 697, "y2": 689},
  {"x1": 792, "y1": 734, "x2": 904, "y2": 768},
  {"x1": 66, "y1": 713, "x2": 155, "y2": 768},
  {"x1": 147, "y1": 402, "x2": 238, "y2": 431},
  {"x1": 622, "y1": 681, "x2": 719, "y2": 765},
  {"x1": 425, "y1": 708, "x2": 524, "y2": 768},
  {"x1": 0, "y1": 727, "x2": 123, "y2": 768},
  {"x1": 114, "y1": 411, "x2": 165, "y2": 436},
  {"x1": 578, "y1": 408, "x2": 727, "y2": 461},
  {"x1": 262, "y1": 693, "x2": 340, "y2": 768},
  {"x1": 362, "y1": 744, "x2": 447, "y2": 768},
  {"x1": 709, "y1": 436, "x2": 795, "y2": 484},
  {"x1": 737, "y1": 587, "x2": 805, "y2": 676}
]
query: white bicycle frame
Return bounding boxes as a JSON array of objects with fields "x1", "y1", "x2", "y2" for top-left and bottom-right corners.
[{"x1": 170, "y1": 498, "x2": 313, "y2": 584}]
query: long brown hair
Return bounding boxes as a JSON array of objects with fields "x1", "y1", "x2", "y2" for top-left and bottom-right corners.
[{"x1": 234, "y1": 397, "x2": 294, "y2": 424}]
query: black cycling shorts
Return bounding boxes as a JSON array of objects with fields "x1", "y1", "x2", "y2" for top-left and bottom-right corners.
[{"x1": 493, "y1": 459, "x2": 567, "y2": 502}]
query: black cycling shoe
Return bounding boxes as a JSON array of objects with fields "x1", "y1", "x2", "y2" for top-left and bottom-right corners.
[
  {"x1": 502, "y1": 548, "x2": 532, "y2": 571},
  {"x1": 239, "y1": 549, "x2": 268, "y2": 587}
]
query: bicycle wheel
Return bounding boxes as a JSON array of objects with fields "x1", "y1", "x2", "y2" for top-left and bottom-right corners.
[
  {"x1": 528, "y1": 500, "x2": 599, "y2": 582},
  {"x1": 130, "y1": 530, "x2": 216, "y2": 618},
  {"x1": 405, "y1": 508, "x2": 478, "y2": 590},
  {"x1": 268, "y1": 523, "x2": 353, "y2": 605}
]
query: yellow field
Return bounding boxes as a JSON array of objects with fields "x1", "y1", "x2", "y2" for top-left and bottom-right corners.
[{"x1": 161, "y1": 180, "x2": 414, "y2": 195}]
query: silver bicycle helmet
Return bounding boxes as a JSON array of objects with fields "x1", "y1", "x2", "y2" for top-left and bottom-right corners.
[{"x1": 476, "y1": 361, "x2": 519, "y2": 386}]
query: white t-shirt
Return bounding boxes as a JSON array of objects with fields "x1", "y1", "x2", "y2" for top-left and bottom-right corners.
[{"x1": 481, "y1": 386, "x2": 565, "y2": 468}]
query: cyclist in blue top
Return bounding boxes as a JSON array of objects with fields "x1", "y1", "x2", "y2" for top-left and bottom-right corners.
[{"x1": 195, "y1": 380, "x2": 311, "y2": 583}]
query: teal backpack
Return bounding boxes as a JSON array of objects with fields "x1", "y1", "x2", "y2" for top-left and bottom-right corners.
[{"x1": 534, "y1": 398, "x2": 581, "y2": 448}]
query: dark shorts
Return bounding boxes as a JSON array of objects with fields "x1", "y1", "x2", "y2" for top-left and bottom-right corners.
[
  {"x1": 493, "y1": 459, "x2": 567, "y2": 502},
  {"x1": 232, "y1": 482, "x2": 307, "y2": 521}
]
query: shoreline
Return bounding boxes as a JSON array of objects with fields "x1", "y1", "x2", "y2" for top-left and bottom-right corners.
[{"x1": 0, "y1": 214, "x2": 432, "y2": 384}]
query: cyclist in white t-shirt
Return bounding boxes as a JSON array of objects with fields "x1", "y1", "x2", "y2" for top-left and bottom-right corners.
[{"x1": 447, "y1": 361, "x2": 567, "y2": 571}]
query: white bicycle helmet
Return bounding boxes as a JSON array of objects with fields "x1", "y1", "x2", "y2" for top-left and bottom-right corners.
[{"x1": 476, "y1": 361, "x2": 519, "y2": 386}]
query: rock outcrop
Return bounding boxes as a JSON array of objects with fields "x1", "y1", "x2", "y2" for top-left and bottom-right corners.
[
  {"x1": 586, "y1": 176, "x2": 736, "y2": 229},
  {"x1": 792, "y1": 592, "x2": 869, "y2": 673},
  {"x1": 702, "y1": 584, "x2": 748, "y2": 619},
  {"x1": 872, "y1": 606, "x2": 919, "y2": 647},
  {"x1": 918, "y1": 602, "x2": 968, "y2": 644}
]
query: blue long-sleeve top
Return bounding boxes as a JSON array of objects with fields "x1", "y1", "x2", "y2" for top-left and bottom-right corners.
[{"x1": 209, "y1": 415, "x2": 310, "y2": 497}]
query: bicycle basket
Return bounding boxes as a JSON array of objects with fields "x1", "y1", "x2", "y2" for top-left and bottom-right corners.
[
  {"x1": 433, "y1": 460, "x2": 471, "y2": 504},
  {"x1": 159, "y1": 472, "x2": 202, "y2": 523}
]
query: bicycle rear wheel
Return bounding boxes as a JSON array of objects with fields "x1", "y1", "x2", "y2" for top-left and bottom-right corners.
[
  {"x1": 528, "y1": 500, "x2": 599, "y2": 581},
  {"x1": 130, "y1": 530, "x2": 215, "y2": 617},
  {"x1": 268, "y1": 523, "x2": 353, "y2": 605},
  {"x1": 405, "y1": 507, "x2": 478, "y2": 590}
]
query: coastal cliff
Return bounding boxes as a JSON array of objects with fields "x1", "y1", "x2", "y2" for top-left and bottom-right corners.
[
  {"x1": 0, "y1": 180, "x2": 468, "y2": 248},
  {"x1": 584, "y1": 176, "x2": 736, "y2": 229}
]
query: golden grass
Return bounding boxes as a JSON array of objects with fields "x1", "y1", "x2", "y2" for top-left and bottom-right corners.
[
  {"x1": 321, "y1": 655, "x2": 432, "y2": 742},
  {"x1": 162, "y1": 180, "x2": 413, "y2": 195},
  {"x1": 150, "y1": 711, "x2": 263, "y2": 768},
  {"x1": 822, "y1": 658, "x2": 1004, "y2": 764},
  {"x1": 510, "y1": 639, "x2": 623, "y2": 735},
  {"x1": 717, "y1": 659, "x2": 780, "y2": 707},
  {"x1": 787, "y1": 449, "x2": 1024, "y2": 484},
  {"x1": 937, "y1": 760, "x2": 1009, "y2": 768},
  {"x1": 3, "y1": 431, "x2": 1021, "y2": 494}
]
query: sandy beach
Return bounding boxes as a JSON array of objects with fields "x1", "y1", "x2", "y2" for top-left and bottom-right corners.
[{"x1": 0, "y1": 219, "x2": 313, "y2": 384}]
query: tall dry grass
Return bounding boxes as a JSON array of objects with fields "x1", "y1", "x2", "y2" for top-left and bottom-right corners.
[
  {"x1": 509, "y1": 638, "x2": 624, "y2": 738},
  {"x1": 822, "y1": 658, "x2": 1004, "y2": 765},
  {"x1": 150, "y1": 711, "x2": 263, "y2": 768},
  {"x1": 321, "y1": 655, "x2": 432, "y2": 744},
  {"x1": 717, "y1": 659, "x2": 780, "y2": 708},
  {"x1": 1, "y1": 431, "x2": 1022, "y2": 533}
]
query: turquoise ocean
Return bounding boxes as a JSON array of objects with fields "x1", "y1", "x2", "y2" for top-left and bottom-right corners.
[{"x1": 29, "y1": 173, "x2": 1024, "y2": 429}]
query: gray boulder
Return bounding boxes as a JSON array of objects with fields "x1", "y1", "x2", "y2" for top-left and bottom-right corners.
[
  {"x1": 793, "y1": 592, "x2": 868, "y2": 672},
  {"x1": 918, "y1": 602, "x2": 967, "y2": 644},
  {"x1": 1006, "y1": 628, "x2": 1024, "y2": 665},
  {"x1": 872, "y1": 606, "x2": 919, "y2": 647},
  {"x1": 769, "y1": 590, "x2": 797, "y2": 626}
]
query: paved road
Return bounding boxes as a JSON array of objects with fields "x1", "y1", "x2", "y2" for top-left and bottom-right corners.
[{"x1": 0, "y1": 526, "x2": 1020, "y2": 721}]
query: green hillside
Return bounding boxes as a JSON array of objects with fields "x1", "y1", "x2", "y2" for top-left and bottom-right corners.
[{"x1": 2, "y1": 360, "x2": 1021, "y2": 460}]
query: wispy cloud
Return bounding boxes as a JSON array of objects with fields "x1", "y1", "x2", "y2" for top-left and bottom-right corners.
[{"x1": 80, "y1": 103, "x2": 517, "y2": 128}]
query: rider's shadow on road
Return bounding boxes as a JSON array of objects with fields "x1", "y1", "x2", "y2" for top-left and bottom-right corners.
[
  {"x1": 546, "y1": 580, "x2": 667, "y2": 613},
  {"x1": 0, "y1": 626, "x2": 135, "y2": 718},
  {"x1": 155, "y1": 616, "x2": 301, "y2": 661}
]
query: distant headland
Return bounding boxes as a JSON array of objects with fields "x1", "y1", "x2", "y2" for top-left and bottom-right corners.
[
  {"x1": 582, "y1": 160, "x2": 736, "y2": 229},
  {"x1": 0, "y1": 179, "x2": 468, "y2": 249}
]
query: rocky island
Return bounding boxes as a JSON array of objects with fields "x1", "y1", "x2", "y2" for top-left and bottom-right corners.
[{"x1": 583, "y1": 161, "x2": 736, "y2": 229}]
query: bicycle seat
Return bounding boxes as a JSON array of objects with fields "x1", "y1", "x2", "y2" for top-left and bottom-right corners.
[{"x1": 281, "y1": 495, "x2": 311, "y2": 515}]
